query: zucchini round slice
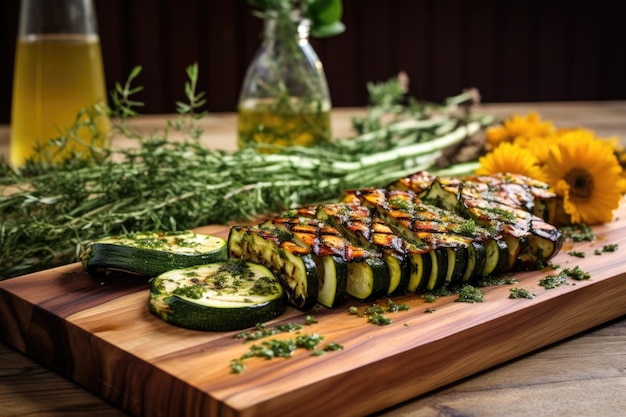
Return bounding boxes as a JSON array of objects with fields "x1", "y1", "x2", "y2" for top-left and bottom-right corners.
[
  {"x1": 462, "y1": 241, "x2": 487, "y2": 283},
  {"x1": 346, "y1": 257, "x2": 390, "y2": 301},
  {"x1": 386, "y1": 253, "x2": 410, "y2": 296},
  {"x1": 81, "y1": 230, "x2": 227, "y2": 277},
  {"x1": 315, "y1": 255, "x2": 348, "y2": 308},
  {"x1": 425, "y1": 249, "x2": 447, "y2": 291},
  {"x1": 406, "y1": 252, "x2": 432, "y2": 293},
  {"x1": 445, "y1": 245, "x2": 469, "y2": 286},
  {"x1": 148, "y1": 259, "x2": 285, "y2": 331},
  {"x1": 482, "y1": 239, "x2": 509, "y2": 277}
]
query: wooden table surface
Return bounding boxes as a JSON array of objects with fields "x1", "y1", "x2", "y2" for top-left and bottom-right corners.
[{"x1": 1, "y1": 102, "x2": 626, "y2": 417}]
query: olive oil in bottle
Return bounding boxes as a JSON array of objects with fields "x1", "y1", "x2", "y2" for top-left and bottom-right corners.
[{"x1": 238, "y1": 98, "x2": 331, "y2": 149}]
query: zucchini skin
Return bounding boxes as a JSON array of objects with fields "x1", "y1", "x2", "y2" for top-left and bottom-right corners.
[
  {"x1": 81, "y1": 231, "x2": 227, "y2": 277},
  {"x1": 150, "y1": 296, "x2": 284, "y2": 331}
]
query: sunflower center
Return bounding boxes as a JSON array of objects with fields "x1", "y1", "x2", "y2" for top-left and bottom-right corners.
[{"x1": 565, "y1": 168, "x2": 594, "y2": 199}]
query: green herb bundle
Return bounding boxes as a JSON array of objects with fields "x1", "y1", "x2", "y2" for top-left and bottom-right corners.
[{"x1": 0, "y1": 66, "x2": 493, "y2": 278}]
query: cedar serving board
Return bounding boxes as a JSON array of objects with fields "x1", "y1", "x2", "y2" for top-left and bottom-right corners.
[{"x1": 2, "y1": 206, "x2": 626, "y2": 417}]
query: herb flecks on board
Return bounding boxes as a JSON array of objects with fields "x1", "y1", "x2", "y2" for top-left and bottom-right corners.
[
  {"x1": 230, "y1": 315, "x2": 343, "y2": 374},
  {"x1": 348, "y1": 298, "x2": 410, "y2": 326}
]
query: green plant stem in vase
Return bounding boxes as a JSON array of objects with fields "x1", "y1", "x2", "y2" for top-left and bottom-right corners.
[{"x1": 238, "y1": 0, "x2": 344, "y2": 151}]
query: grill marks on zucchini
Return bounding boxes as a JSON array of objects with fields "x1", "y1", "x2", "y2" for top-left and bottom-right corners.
[
  {"x1": 260, "y1": 214, "x2": 391, "y2": 303},
  {"x1": 227, "y1": 171, "x2": 565, "y2": 310},
  {"x1": 388, "y1": 171, "x2": 564, "y2": 269},
  {"x1": 228, "y1": 225, "x2": 318, "y2": 310},
  {"x1": 350, "y1": 188, "x2": 503, "y2": 290},
  {"x1": 315, "y1": 203, "x2": 410, "y2": 296}
]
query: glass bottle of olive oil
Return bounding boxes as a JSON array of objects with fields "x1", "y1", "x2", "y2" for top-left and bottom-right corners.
[
  {"x1": 237, "y1": 13, "x2": 332, "y2": 150},
  {"x1": 10, "y1": 0, "x2": 109, "y2": 167}
]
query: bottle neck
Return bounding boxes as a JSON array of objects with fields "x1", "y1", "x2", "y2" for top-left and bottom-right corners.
[
  {"x1": 262, "y1": 13, "x2": 310, "y2": 44},
  {"x1": 19, "y1": 0, "x2": 98, "y2": 36}
]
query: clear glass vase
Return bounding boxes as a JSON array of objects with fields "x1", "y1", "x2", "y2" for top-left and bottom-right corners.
[{"x1": 237, "y1": 14, "x2": 332, "y2": 150}]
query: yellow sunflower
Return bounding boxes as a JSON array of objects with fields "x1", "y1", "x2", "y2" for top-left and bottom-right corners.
[
  {"x1": 485, "y1": 112, "x2": 555, "y2": 150},
  {"x1": 476, "y1": 142, "x2": 545, "y2": 181},
  {"x1": 512, "y1": 134, "x2": 560, "y2": 164},
  {"x1": 543, "y1": 130, "x2": 626, "y2": 225}
]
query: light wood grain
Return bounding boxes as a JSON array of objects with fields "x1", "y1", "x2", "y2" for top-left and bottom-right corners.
[{"x1": 1, "y1": 203, "x2": 625, "y2": 417}]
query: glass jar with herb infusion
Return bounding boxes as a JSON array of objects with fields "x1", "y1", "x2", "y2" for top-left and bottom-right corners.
[{"x1": 237, "y1": 11, "x2": 332, "y2": 150}]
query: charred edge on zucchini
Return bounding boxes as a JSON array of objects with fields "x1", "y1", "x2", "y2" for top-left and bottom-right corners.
[{"x1": 227, "y1": 226, "x2": 318, "y2": 310}]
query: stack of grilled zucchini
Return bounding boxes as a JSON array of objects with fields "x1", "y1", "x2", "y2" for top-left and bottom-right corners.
[{"x1": 227, "y1": 171, "x2": 565, "y2": 310}]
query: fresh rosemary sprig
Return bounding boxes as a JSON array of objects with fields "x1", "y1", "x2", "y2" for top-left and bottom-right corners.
[{"x1": 0, "y1": 69, "x2": 492, "y2": 279}]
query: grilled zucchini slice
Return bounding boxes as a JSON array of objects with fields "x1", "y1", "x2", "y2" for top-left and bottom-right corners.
[
  {"x1": 462, "y1": 241, "x2": 487, "y2": 283},
  {"x1": 227, "y1": 225, "x2": 319, "y2": 310},
  {"x1": 315, "y1": 254, "x2": 349, "y2": 308},
  {"x1": 346, "y1": 257, "x2": 390, "y2": 300},
  {"x1": 482, "y1": 239, "x2": 509, "y2": 277},
  {"x1": 148, "y1": 259, "x2": 285, "y2": 331},
  {"x1": 404, "y1": 251, "x2": 430, "y2": 292},
  {"x1": 80, "y1": 230, "x2": 227, "y2": 277}
]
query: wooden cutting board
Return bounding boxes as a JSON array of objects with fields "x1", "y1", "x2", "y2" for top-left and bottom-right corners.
[{"x1": 2, "y1": 206, "x2": 626, "y2": 417}]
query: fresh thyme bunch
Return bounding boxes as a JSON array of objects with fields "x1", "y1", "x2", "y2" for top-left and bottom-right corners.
[{"x1": 0, "y1": 67, "x2": 491, "y2": 279}]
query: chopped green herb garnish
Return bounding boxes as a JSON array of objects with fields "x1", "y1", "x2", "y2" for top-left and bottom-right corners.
[
  {"x1": 230, "y1": 359, "x2": 246, "y2": 374},
  {"x1": 539, "y1": 265, "x2": 590, "y2": 289},
  {"x1": 559, "y1": 224, "x2": 595, "y2": 242},
  {"x1": 509, "y1": 288, "x2": 535, "y2": 299},
  {"x1": 243, "y1": 339, "x2": 297, "y2": 360},
  {"x1": 348, "y1": 306, "x2": 361, "y2": 316},
  {"x1": 594, "y1": 243, "x2": 619, "y2": 255},
  {"x1": 234, "y1": 321, "x2": 304, "y2": 341},
  {"x1": 348, "y1": 298, "x2": 408, "y2": 326},
  {"x1": 386, "y1": 298, "x2": 410, "y2": 312},
  {"x1": 368, "y1": 314, "x2": 392, "y2": 326},
  {"x1": 563, "y1": 265, "x2": 590, "y2": 281},
  {"x1": 364, "y1": 304, "x2": 385, "y2": 315},
  {"x1": 539, "y1": 273, "x2": 567, "y2": 289},
  {"x1": 477, "y1": 275, "x2": 518, "y2": 287},
  {"x1": 295, "y1": 333, "x2": 324, "y2": 350},
  {"x1": 458, "y1": 219, "x2": 478, "y2": 234},
  {"x1": 567, "y1": 250, "x2": 586, "y2": 258},
  {"x1": 323, "y1": 341, "x2": 344, "y2": 352},
  {"x1": 455, "y1": 285, "x2": 485, "y2": 303},
  {"x1": 422, "y1": 293, "x2": 438, "y2": 303},
  {"x1": 231, "y1": 319, "x2": 341, "y2": 374}
]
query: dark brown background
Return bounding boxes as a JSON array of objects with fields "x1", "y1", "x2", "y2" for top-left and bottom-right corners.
[{"x1": 1, "y1": 0, "x2": 625, "y2": 124}]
